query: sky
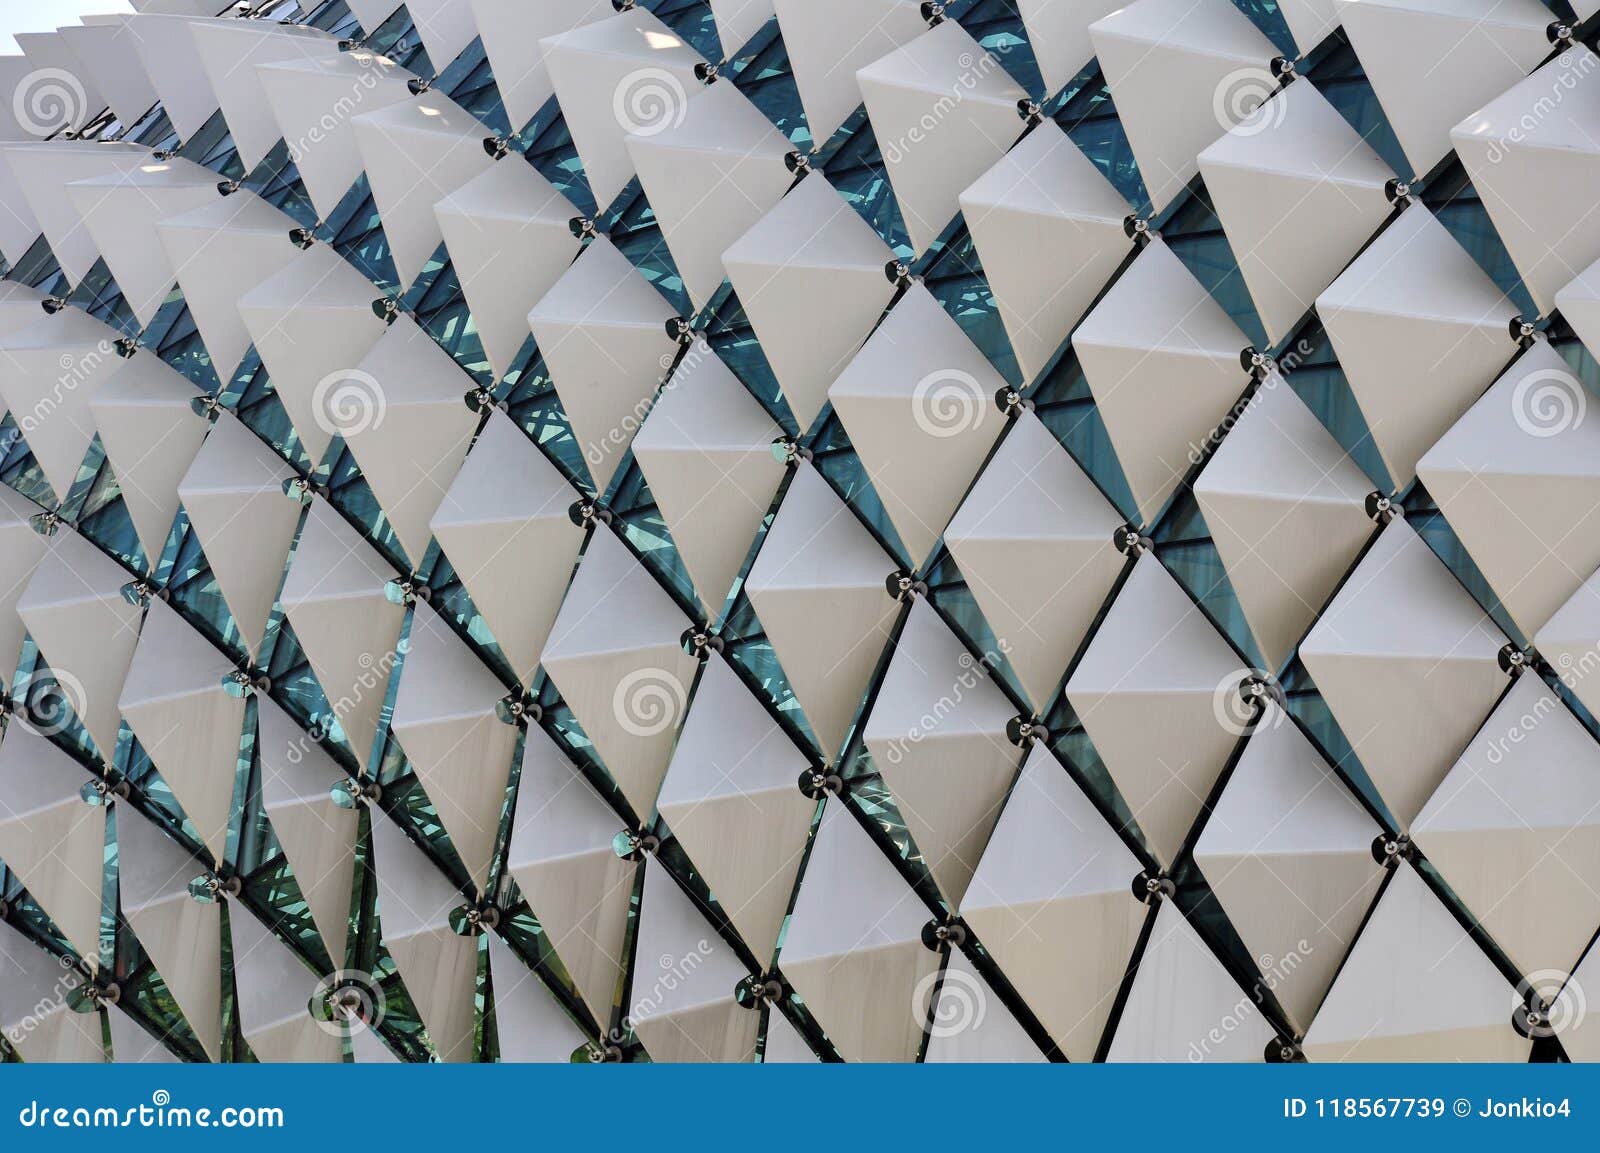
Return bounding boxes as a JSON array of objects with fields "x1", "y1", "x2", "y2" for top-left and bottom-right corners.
[{"x1": 0, "y1": 1, "x2": 133, "y2": 54}]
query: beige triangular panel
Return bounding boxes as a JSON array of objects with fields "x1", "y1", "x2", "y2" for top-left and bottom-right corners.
[
  {"x1": 1193, "y1": 379, "x2": 1375, "y2": 671},
  {"x1": 960, "y1": 745, "x2": 1147, "y2": 1060},
  {"x1": 434, "y1": 157, "x2": 579, "y2": 382},
  {"x1": 922, "y1": 949, "x2": 1048, "y2": 1062},
  {"x1": 541, "y1": 9, "x2": 707, "y2": 211},
  {"x1": 779, "y1": 801, "x2": 939, "y2": 1061},
  {"x1": 156, "y1": 190, "x2": 302, "y2": 383},
  {"x1": 0, "y1": 307, "x2": 128, "y2": 501},
  {"x1": 628, "y1": 858, "x2": 759, "y2": 1062},
  {"x1": 368, "y1": 813, "x2": 477, "y2": 1061},
  {"x1": 527, "y1": 235, "x2": 678, "y2": 494},
  {"x1": 1065, "y1": 553, "x2": 1247, "y2": 864},
  {"x1": 277, "y1": 499, "x2": 405, "y2": 769},
  {"x1": 236, "y1": 243, "x2": 391, "y2": 466},
  {"x1": 631, "y1": 343, "x2": 786, "y2": 618},
  {"x1": 468, "y1": 0, "x2": 613, "y2": 132},
  {"x1": 189, "y1": 19, "x2": 341, "y2": 172},
  {"x1": 943, "y1": 408, "x2": 1126, "y2": 711},
  {"x1": 506, "y1": 724, "x2": 636, "y2": 1025},
  {"x1": 118, "y1": 13, "x2": 224, "y2": 142},
  {"x1": 0, "y1": 723, "x2": 104, "y2": 964},
  {"x1": 255, "y1": 49, "x2": 416, "y2": 219},
  {"x1": 1452, "y1": 48, "x2": 1600, "y2": 316},
  {"x1": 88, "y1": 353, "x2": 209, "y2": 565},
  {"x1": 1090, "y1": 0, "x2": 1279, "y2": 212},
  {"x1": 771, "y1": 0, "x2": 928, "y2": 147},
  {"x1": 1414, "y1": 674, "x2": 1600, "y2": 979},
  {"x1": 117, "y1": 597, "x2": 243, "y2": 864},
  {"x1": 16, "y1": 530, "x2": 143, "y2": 765},
  {"x1": 344, "y1": 315, "x2": 480, "y2": 566},
  {"x1": 486, "y1": 931, "x2": 590, "y2": 1061},
  {"x1": 1017, "y1": 0, "x2": 1129, "y2": 97},
  {"x1": 541, "y1": 526, "x2": 699, "y2": 816},
  {"x1": 864, "y1": 600, "x2": 1020, "y2": 907},
  {"x1": 1302, "y1": 863, "x2": 1532, "y2": 1061},
  {"x1": 230, "y1": 905, "x2": 343, "y2": 1063},
  {"x1": 722, "y1": 173, "x2": 896, "y2": 432},
  {"x1": 391, "y1": 602, "x2": 518, "y2": 890},
  {"x1": 0, "y1": 486, "x2": 49, "y2": 684},
  {"x1": 1337, "y1": 0, "x2": 1554, "y2": 180},
  {"x1": 256, "y1": 695, "x2": 360, "y2": 964},
  {"x1": 0, "y1": 140, "x2": 151, "y2": 286},
  {"x1": 176, "y1": 412, "x2": 300, "y2": 659},
  {"x1": 1074, "y1": 237, "x2": 1250, "y2": 526},
  {"x1": 67, "y1": 154, "x2": 218, "y2": 327},
  {"x1": 744, "y1": 462, "x2": 900, "y2": 761},
  {"x1": 857, "y1": 21, "x2": 1028, "y2": 256},
  {"x1": 1316, "y1": 203, "x2": 1517, "y2": 490},
  {"x1": 1298, "y1": 517, "x2": 1509, "y2": 828},
  {"x1": 655, "y1": 654, "x2": 814, "y2": 965},
  {"x1": 1198, "y1": 80, "x2": 1395, "y2": 346},
  {"x1": 353, "y1": 90, "x2": 495, "y2": 290},
  {"x1": 1107, "y1": 900, "x2": 1274, "y2": 1061},
  {"x1": 118, "y1": 803, "x2": 222, "y2": 1061},
  {"x1": 0, "y1": 921, "x2": 103, "y2": 1062},
  {"x1": 828, "y1": 284, "x2": 1008, "y2": 566},
  {"x1": 625, "y1": 80, "x2": 794, "y2": 311},
  {"x1": 1417, "y1": 340, "x2": 1600, "y2": 640},
  {"x1": 959, "y1": 119, "x2": 1133, "y2": 383},
  {"x1": 1192, "y1": 704, "x2": 1385, "y2": 1034},
  {"x1": 431, "y1": 408, "x2": 584, "y2": 684}
]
